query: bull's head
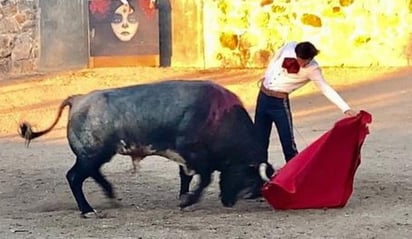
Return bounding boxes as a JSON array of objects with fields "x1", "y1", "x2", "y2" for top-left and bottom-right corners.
[
  {"x1": 246, "y1": 162, "x2": 275, "y2": 199},
  {"x1": 218, "y1": 162, "x2": 274, "y2": 207}
]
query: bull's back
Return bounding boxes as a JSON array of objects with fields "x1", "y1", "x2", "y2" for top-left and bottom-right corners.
[{"x1": 66, "y1": 80, "x2": 243, "y2": 154}]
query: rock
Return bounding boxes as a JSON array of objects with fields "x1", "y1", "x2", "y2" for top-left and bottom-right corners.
[{"x1": 12, "y1": 32, "x2": 32, "y2": 61}]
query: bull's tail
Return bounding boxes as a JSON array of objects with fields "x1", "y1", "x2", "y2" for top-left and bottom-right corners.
[{"x1": 19, "y1": 95, "x2": 80, "y2": 147}]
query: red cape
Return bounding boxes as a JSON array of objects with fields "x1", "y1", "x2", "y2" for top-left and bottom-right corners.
[{"x1": 262, "y1": 110, "x2": 372, "y2": 209}]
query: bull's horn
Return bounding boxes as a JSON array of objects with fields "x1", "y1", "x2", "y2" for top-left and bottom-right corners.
[{"x1": 259, "y1": 163, "x2": 271, "y2": 182}]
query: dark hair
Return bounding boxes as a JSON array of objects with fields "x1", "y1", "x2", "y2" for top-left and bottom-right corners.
[
  {"x1": 295, "y1": 41, "x2": 319, "y2": 60},
  {"x1": 89, "y1": 0, "x2": 137, "y2": 22}
]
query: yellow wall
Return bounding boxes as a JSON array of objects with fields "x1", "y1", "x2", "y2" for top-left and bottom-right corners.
[
  {"x1": 171, "y1": 0, "x2": 205, "y2": 67},
  {"x1": 173, "y1": 0, "x2": 412, "y2": 68}
]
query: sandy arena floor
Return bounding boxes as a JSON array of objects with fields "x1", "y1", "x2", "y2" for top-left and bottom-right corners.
[{"x1": 0, "y1": 66, "x2": 411, "y2": 238}]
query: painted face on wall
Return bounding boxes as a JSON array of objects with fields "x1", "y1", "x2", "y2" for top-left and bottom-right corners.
[{"x1": 111, "y1": 3, "x2": 139, "y2": 42}]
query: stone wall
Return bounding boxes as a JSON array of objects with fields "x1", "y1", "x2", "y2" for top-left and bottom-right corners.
[{"x1": 0, "y1": 0, "x2": 38, "y2": 75}]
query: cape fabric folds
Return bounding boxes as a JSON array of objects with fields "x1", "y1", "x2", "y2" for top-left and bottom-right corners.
[{"x1": 262, "y1": 111, "x2": 372, "y2": 209}]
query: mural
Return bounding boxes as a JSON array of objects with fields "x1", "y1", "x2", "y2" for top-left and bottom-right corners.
[{"x1": 88, "y1": 0, "x2": 159, "y2": 57}]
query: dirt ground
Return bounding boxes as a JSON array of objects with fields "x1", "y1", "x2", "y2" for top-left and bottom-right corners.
[{"x1": 0, "y1": 66, "x2": 411, "y2": 239}]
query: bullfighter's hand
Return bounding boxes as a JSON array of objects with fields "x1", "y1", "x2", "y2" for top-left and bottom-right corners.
[{"x1": 344, "y1": 109, "x2": 358, "y2": 117}]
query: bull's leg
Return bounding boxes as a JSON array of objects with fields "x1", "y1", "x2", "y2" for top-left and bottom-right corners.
[
  {"x1": 66, "y1": 162, "x2": 95, "y2": 216},
  {"x1": 219, "y1": 167, "x2": 245, "y2": 207},
  {"x1": 90, "y1": 169, "x2": 115, "y2": 199},
  {"x1": 90, "y1": 169, "x2": 121, "y2": 209},
  {"x1": 179, "y1": 165, "x2": 193, "y2": 197},
  {"x1": 131, "y1": 156, "x2": 142, "y2": 175},
  {"x1": 175, "y1": 131, "x2": 211, "y2": 208},
  {"x1": 179, "y1": 170, "x2": 212, "y2": 208}
]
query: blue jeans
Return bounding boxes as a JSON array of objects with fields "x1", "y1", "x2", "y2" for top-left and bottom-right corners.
[{"x1": 254, "y1": 91, "x2": 298, "y2": 162}]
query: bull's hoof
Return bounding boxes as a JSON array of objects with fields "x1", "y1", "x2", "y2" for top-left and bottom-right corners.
[
  {"x1": 108, "y1": 198, "x2": 122, "y2": 208},
  {"x1": 81, "y1": 210, "x2": 99, "y2": 219},
  {"x1": 221, "y1": 198, "x2": 235, "y2": 207},
  {"x1": 179, "y1": 192, "x2": 199, "y2": 208},
  {"x1": 222, "y1": 202, "x2": 235, "y2": 207},
  {"x1": 243, "y1": 190, "x2": 262, "y2": 200},
  {"x1": 80, "y1": 209, "x2": 109, "y2": 219}
]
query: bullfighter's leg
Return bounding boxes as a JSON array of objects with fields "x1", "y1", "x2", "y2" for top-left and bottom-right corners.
[
  {"x1": 179, "y1": 165, "x2": 193, "y2": 197},
  {"x1": 66, "y1": 161, "x2": 95, "y2": 217}
]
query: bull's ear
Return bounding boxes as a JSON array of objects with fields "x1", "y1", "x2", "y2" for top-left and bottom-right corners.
[{"x1": 248, "y1": 164, "x2": 258, "y2": 168}]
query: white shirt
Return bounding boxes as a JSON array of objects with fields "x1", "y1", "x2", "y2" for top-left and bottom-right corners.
[{"x1": 263, "y1": 41, "x2": 350, "y2": 112}]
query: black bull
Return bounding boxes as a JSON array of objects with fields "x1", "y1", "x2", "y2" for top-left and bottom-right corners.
[{"x1": 19, "y1": 80, "x2": 274, "y2": 217}]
